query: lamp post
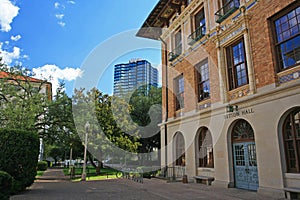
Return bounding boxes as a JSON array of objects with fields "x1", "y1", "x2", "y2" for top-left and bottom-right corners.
[{"x1": 81, "y1": 121, "x2": 90, "y2": 181}]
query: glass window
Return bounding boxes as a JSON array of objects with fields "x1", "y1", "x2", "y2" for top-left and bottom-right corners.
[
  {"x1": 197, "y1": 127, "x2": 214, "y2": 168},
  {"x1": 196, "y1": 59, "x2": 210, "y2": 101},
  {"x1": 174, "y1": 75, "x2": 184, "y2": 110},
  {"x1": 174, "y1": 30, "x2": 182, "y2": 55},
  {"x1": 194, "y1": 9, "x2": 206, "y2": 39},
  {"x1": 222, "y1": 0, "x2": 240, "y2": 14},
  {"x1": 226, "y1": 39, "x2": 248, "y2": 90},
  {"x1": 175, "y1": 132, "x2": 185, "y2": 166},
  {"x1": 273, "y1": 5, "x2": 300, "y2": 70},
  {"x1": 283, "y1": 108, "x2": 300, "y2": 173}
]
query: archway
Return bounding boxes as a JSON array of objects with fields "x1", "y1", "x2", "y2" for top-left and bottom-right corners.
[
  {"x1": 195, "y1": 127, "x2": 214, "y2": 168},
  {"x1": 174, "y1": 132, "x2": 185, "y2": 166},
  {"x1": 231, "y1": 119, "x2": 259, "y2": 191}
]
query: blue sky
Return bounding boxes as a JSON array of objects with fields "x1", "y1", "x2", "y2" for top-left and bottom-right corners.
[{"x1": 0, "y1": 0, "x2": 161, "y2": 96}]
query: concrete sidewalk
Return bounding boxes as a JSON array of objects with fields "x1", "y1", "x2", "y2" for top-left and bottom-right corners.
[{"x1": 11, "y1": 168, "x2": 285, "y2": 200}]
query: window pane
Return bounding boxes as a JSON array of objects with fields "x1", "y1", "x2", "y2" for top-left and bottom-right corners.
[
  {"x1": 175, "y1": 75, "x2": 184, "y2": 110},
  {"x1": 291, "y1": 25, "x2": 299, "y2": 35},
  {"x1": 227, "y1": 39, "x2": 248, "y2": 90},
  {"x1": 198, "y1": 128, "x2": 213, "y2": 167},
  {"x1": 196, "y1": 60, "x2": 210, "y2": 101},
  {"x1": 278, "y1": 35, "x2": 300, "y2": 69},
  {"x1": 195, "y1": 9, "x2": 206, "y2": 37},
  {"x1": 283, "y1": 109, "x2": 300, "y2": 172},
  {"x1": 288, "y1": 10, "x2": 296, "y2": 19}
]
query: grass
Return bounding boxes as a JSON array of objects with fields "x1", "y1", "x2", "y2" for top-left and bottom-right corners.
[
  {"x1": 36, "y1": 170, "x2": 44, "y2": 178},
  {"x1": 72, "y1": 174, "x2": 118, "y2": 182},
  {"x1": 63, "y1": 166, "x2": 120, "y2": 181}
]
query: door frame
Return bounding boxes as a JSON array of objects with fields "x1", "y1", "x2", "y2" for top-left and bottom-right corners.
[{"x1": 228, "y1": 119, "x2": 259, "y2": 191}]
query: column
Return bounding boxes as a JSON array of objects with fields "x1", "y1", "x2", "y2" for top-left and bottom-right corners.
[
  {"x1": 204, "y1": 0, "x2": 210, "y2": 32},
  {"x1": 243, "y1": 30, "x2": 256, "y2": 94},
  {"x1": 217, "y1": 46, "x2": 228, "y2": 103}
]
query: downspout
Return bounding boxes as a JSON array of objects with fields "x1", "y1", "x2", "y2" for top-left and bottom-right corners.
[
  {"x1": 144, "y1": 21, "x2": 169, "y2": 177},
  {"x1": 158, "y1": 35, "x2": 169, "y2": 176}
]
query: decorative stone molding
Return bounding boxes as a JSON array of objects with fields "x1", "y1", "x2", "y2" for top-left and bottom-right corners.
[
  {"x1": 197, "y1": 100, "x2": 212, "y2": 111},
  {"x1": 277, "y1": 66, "x2": 300, "y2": 84},
  {"x1": 228, "y1": 85, "x2": 250, "y2": 100}
]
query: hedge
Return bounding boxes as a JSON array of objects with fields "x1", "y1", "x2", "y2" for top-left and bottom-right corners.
[
  {"x1": 37, "y1": 161, "x2": 48, "y2": 171},
  {"x1": 0, "y1": 170, "x2": 12, "y2": 200},
  {"x1": 0, "y1": 129, "x2": 39, "y2": 193}
]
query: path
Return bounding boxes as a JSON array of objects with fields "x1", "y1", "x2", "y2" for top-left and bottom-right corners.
[{"x1": 11, "y1": 168, "x2": 284, "y2": 200}]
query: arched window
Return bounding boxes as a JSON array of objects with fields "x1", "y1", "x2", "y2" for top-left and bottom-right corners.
[
  {"x1": 283, "y1": 109, "x2": 300, "y2": 173},
  {"x1": 232, "y1": 119, "x2": 254, "y2": 142},
  {"x1": 197, "y1": 127, "x2": 214, "y2": 168},
  {"x1": 175, "y1": 132, "x2": 185, "y2": 166}
]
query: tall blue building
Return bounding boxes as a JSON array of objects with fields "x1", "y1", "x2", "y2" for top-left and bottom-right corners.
[{"x1": 113, "y1": 59, "x2": 158, "y2": 96}]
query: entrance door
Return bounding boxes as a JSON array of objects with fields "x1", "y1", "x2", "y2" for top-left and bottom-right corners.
[{"x1": 233, "y1": 142, "x2": 259, "y2": 191}]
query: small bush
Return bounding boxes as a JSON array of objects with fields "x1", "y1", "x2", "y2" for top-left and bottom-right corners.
[
  {"x1": 0, "y1": 129, "x2": 39, "y2": 193},
  {"x1": 0, "y1": 170, "x2": 12, "y2": 200},
  {"x1": 37, "y1": 161, "x2": 48, "y2": 171}
]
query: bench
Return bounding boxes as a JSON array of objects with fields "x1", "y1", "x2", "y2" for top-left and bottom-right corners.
[
  {"x1": 284, "y1": 187, "x2": 300, "y2": 199},
  {"x1": 193, "y1": 176, "x2": 214, "y2": 185}
]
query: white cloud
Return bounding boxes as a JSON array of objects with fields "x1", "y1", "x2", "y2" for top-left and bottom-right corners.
[
  {"x1": 0, "y1": 42, "x2": 21, "y2": 65},
  {"x1": 54, "y1": 2, "x2": 65, "y2": 10},
  {"x1": 0, "y1": 0, "x2": 20, "y2": 32},
  {"x1": 67, "y1": 1, "x2": 75, "y2": 5},
  {"x1": 55, "y1": 14, "x2": 64, "y2": 20},
  {"x1": 11, "y1": 34, "x2": 21, "y2": 41},
  {"x1": 32, "y1": 64, "x2": 83, "y2": 95},
  {"x1": 57, "y1": 21, "x2": 66, "y2": 27},
  {"x1": 4, "y1": 41, "x2": 9, "y2": 45},
  {"x1": 54, "y1": 2, "x2": 60, "y2": 9}
]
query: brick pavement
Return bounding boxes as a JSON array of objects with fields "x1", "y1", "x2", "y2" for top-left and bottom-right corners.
[{"x1": 10, "y1": 168, "x2": 285, "y2": 200}]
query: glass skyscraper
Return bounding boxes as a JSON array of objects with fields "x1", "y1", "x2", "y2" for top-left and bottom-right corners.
[{"x1": 113, "y1": 59, "x2": 158, "y2": 96}]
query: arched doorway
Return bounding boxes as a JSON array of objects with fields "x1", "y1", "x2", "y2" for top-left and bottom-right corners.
[
  {"x1": 172, "y1": 132, "x2": 185, "y2": 179},
  {"x1": 174, "y1": 132, "x2": 185, "y2": 166},
  {"x1": 231, "y1": 119, "x2": 259, "y2": 191}
]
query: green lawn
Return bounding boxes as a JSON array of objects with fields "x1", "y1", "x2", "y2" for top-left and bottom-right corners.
[
  {"x1": 72, "y1": 174, "x2": 119, "y2": 182},
  {"x1": 63, "y1": 166, "x2": 120, "y2": 181},
  {"x1": 36, "y1": 171, "x2": 44, "y2": 178}
]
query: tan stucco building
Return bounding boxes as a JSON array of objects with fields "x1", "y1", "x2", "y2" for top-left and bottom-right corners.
[{"x1": 138, "y1": 0, "x2": 300, "y2": 199}]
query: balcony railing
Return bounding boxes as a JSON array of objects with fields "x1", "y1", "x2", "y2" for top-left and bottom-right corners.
[
  {"x1": 168, "y1": 44, "x2": 182, "y2": 62},
  {"x1": 188, "y1": 24, "x2": 206, "y2": 46},
  {"x1": 215, "y1": 0, "x2": 240, "y2": 23}
]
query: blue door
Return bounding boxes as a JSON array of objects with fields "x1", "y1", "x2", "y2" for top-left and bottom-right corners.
[{"x1": 233, "y1": 142, "x2": 259, "y2": 191}]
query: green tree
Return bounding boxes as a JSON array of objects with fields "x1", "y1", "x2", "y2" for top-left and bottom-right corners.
[
  {"x1": 0, "y1": 65, "x2": 51, "y2": 133},
  {"x1": 129, "y1": 86, "x2": 162, "y2": 165},
  {"x1": 42, "y1": 83, "x2": 83, "y2": 164},
  {"x1": 72, "y1": 88, "x2": 140, "y2": 173}
]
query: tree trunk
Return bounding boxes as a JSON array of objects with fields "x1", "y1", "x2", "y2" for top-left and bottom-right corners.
[{"x1": 88, "y1": 153, "x2": 103, "y2": 175}]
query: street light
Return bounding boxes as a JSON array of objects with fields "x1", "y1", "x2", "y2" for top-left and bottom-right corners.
[{"x1": 81, "y1": 121, "x2": 90, "y2": 181}]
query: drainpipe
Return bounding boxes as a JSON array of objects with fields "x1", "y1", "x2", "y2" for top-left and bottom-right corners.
[
  {"x1": 158, "y1": 35, "x2": 169, "y2": 177},
  {"x1": 144, "y1": 21, "x2": 169, "y2": 177}
]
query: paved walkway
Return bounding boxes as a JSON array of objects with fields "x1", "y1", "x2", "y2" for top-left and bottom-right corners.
[{"x1": 11, "y1": 168, "x2": 285, "y2": 200}]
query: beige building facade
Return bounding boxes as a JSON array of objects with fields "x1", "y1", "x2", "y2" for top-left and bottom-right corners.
[{"x1": 138, "y1": 0, "x2": 300, "y2": 198}]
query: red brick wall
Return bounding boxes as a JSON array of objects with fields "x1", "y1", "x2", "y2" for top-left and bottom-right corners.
[{"x1": 247, "y1": 0, "x2": 297, "y2": 88}]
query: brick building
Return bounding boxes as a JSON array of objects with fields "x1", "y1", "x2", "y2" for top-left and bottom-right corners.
[{"x1": 138, "y1": 0, "x2": 300, "y2": 198}]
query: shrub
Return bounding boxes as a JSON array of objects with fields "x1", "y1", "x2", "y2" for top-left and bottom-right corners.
[
  {"x1": 0, "y1": 170, "x2": 12, "y2": 200},
  {"x1": 37, "y1": 161, "x2": 48, "y2": 171},
  {"x1": 0, "y1": 129, "x2": 39, "y2": 193}
]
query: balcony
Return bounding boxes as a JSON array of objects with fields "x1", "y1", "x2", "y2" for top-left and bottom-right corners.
[
  {"x1": 168, "y1": 44, "x2": 182, "y2": 62},
  {"x1": 215, "y1": 0, "x2": 240, "y2": 23},
  {"x1": 188, "y1": 24, "x2": 206, "y2": 46}
]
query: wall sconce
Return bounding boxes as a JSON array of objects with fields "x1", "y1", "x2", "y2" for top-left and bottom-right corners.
[{"x1": 226, "y1": 104, "x2": 238, "y2": 112}]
